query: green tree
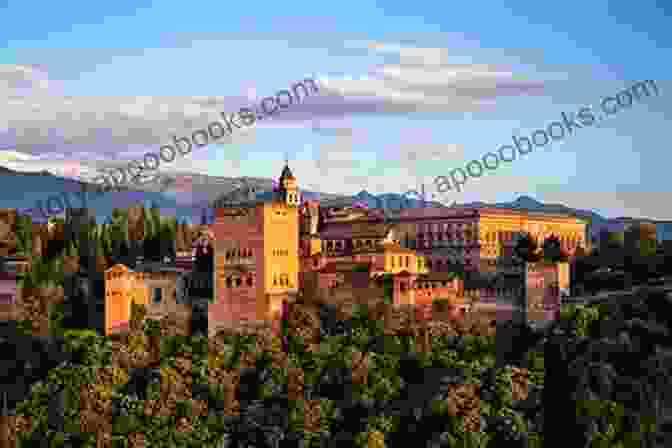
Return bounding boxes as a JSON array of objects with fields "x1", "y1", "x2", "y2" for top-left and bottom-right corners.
[
  {"x1": 624, "y1": 223, "x2": 658, "y2": 278},
  {"x1": 143, "y1": 206, "x2": 155, "y2": 240},
  {"x1": 15, "y1": 213, "x2": 33, "y2": 256},
  {"x1": 625, "y1": 223, "x2": 657, "y2": 259},
  {"x1": 159, "y1": 216, "x2": 177, "y2": 260},
  {"x1": 600, "y1": 230, "x2": 625, "y2": 268}
]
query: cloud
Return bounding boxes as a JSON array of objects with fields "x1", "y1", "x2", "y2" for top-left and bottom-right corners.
[
  {"x1": 310, "y1": 122, "x2": 354, "y2": 137},
  {"x1": 0, "y1": 42, "x2": 550, "y2": 202},
  {"x1": 265, "y1": 44, "x2": 547, "y2": 124},
  {"x1": 0, "y1": 65, "x2": 53, "y2": 96},
  {"x1": 0, "y1": 63, "x2": 292, "y2": 163},
  {"x1": 0, "y1": 41, "x2": 544, "y2": 156}
]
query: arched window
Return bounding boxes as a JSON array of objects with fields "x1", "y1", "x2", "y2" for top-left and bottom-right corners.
[
  {"x1": 246, "y1": 277, "x2": 253, "y2": 287},
  {"x1": 226, "y1": 277, "x2": 232, "y2": 288},
  {"x1": 235, "y1": 278, "x2": 242, "y2": 287},
  {"x1": 280, "y1": 274, "x2": 289, "y2": 286},
  {"x1": 273, "y1": 276, "x2": 278, "y2": 286}
]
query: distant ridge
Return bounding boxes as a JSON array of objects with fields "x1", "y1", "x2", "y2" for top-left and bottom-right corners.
[{"x1": 0, "y1": 165, "x2": 622, "y2": 238}]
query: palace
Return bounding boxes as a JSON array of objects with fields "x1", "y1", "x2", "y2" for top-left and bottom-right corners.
[
  {"x1": 209, "y1": 163, "x2": 301, "y2": 331},
  {"x1": 208, "y1": 162, "x2": 588, "y2": 329}
]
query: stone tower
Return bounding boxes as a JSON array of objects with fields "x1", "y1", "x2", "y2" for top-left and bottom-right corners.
[{"x1": 277, "y1": 157, "x2": 300, "y2": 207}]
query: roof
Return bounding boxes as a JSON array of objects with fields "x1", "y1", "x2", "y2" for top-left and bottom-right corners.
[
  {"x1": 473, "y1": 207, "x2": 588, "y2": 223},
  {"x1": 280, "y1": 164, "x2": 294, "y2": 180},
  {"x1": 382, "y1": 206, "x2": 587, "y2": 224},
  {"x1": 319, "y1": 222, "x2": 397, "y2": 240}
]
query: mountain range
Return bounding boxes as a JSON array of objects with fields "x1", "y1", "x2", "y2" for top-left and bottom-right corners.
[{"x1": 0, "y1": 167, "x2": 610, "y2": 238}]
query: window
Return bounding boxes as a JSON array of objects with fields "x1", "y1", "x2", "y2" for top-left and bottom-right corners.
[
  {"x1": 153, "y1": 288, "x2": 162, "y2": 304},
  {"x1": 405, "y1": 256, "x2": 409, "y2": 267},
  {"x1": 226, "y1": 277, "x2": 232, "y2": 288},
  {"x1": 246, "y1": 277, "x2": 253, "y2": 287},
  {"x1": 236, "y1": 278, "x2": 242, "y2": 287}
]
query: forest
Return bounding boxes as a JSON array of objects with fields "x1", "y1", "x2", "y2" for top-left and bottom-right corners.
[{"x1": 0, "y1": 283, "x2": 670, "y2": 447}]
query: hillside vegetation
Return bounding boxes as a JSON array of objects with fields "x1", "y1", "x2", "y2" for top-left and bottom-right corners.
[{"x1": 4, "y1": 289, "x2": 671, "y2": 447}]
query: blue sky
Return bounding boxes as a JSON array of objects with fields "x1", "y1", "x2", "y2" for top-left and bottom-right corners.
[{"x1": 0, "y1": 0, "x2": 670, "y2": 220}]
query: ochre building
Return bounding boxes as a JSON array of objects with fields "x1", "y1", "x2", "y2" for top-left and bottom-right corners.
[
  {"x1": 211, "y1": 163, "x2": 301, "y2": 329},
  {"x1": 311, "y1": 205, "x2": 588, "y2": 272},
  {"x1": 104, "y1": 263, "x2": 190, "y2": 335}
]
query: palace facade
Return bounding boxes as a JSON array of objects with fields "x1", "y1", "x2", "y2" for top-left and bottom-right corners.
[
  {"x1": 207, "y1": 163, "x2": 585, "y2": 328},
  {"x1": 313, "y1": 205, "x2": 588, "y2": 272}
]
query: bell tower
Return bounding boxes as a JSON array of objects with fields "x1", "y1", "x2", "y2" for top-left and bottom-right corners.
[{"x1": 278, "y1": 154, "x2": 300, "y2": 207}]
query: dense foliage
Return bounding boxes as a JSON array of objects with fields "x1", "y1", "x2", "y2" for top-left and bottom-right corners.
[{"x1": 6, "y1": 287, "x2": 672, "y2": 447}]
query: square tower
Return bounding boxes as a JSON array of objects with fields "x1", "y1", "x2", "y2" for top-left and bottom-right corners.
[{"x1": 211, "y1": 162, "x2": 301, "y2": 329}]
